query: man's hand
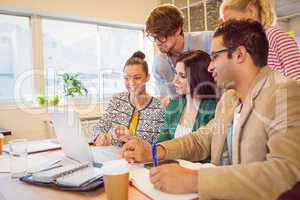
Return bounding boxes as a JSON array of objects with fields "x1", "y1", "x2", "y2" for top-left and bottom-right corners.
[
  {"x1": 94, "y1": 133, "x2": 112, "y2": 146},
  {"x1": 150, "y1": 164, "x2": 198, "y2": 194},
  {"x1": 121, "y1": 138, "x2": 152, "y2": 163}
]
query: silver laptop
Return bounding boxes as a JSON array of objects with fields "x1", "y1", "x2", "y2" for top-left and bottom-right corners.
[{"x1": 49, "y1": 109, "x2": 120, "y2": 167}]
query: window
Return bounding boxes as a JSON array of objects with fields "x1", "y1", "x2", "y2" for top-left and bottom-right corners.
[
  {"x1": 99, "y1": 26, "x2": 146, "y2": 98},
  {"x1": 0, "y1": 13, "x2": 153, "y2": 104},
  {"x1": 43, "y1": 19, "x2": 99, "y2": 101},
  {"x1": 160, "y1": 0, "x2": 222, "y2": 31},
  {"x1": 43, "y1": 19, "x2": 153, "y2": 101},
  {"x1": 0, "y1": 14, "x2": 33, "y2": 101}
]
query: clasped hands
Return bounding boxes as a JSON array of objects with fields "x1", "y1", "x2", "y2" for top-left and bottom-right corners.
[{"x1": 94, "y1": 125, "x2": 134, "y2": 146}]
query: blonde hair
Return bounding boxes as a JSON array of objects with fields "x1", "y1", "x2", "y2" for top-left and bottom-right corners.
[{"x1": 220, "y1": 0, "x2": 276, "y2": 29}]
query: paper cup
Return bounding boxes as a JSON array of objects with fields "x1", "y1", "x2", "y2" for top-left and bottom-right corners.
[{"x1": 102, "y1": 159, "x2": 130, "y2": 200}]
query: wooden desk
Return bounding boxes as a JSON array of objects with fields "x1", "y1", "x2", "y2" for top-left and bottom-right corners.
[
  {"x1": 0, "y1": 174, "x2": 148, "y2": 200},
  {"x1": 0, "y1": 151, "x2": 150, "y2": 200}
]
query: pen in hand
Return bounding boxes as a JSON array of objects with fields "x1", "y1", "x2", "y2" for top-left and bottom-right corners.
[{"x1": 151, "y1": 143, "x2": 158, "y2": 167}]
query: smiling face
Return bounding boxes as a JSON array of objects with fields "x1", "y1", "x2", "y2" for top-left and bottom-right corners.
[
  {"x1": 123, "y1": 64, "x2": 149, "y2": 94},
  {"x1": 208, "y1": 36, "x2": 236, "y2": 89},
  {"x1": 172, "y1": 62, "x2": 189, "y2": 95}
]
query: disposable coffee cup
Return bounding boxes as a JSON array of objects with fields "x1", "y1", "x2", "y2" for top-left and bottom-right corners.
[{"x1": 102, "y1": 159, "x2": 130, "y2": 200}]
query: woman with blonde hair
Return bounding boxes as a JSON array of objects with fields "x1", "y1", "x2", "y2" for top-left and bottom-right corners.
[{"x1": 220, "y1": 0, "x2": 300, "y2": 81}]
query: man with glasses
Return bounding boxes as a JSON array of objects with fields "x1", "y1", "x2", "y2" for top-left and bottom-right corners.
[
  {"x1": 122, "y1": 19, "x2": 300, "y2": 200},
  {"x1": 146, "y1": 4, "x2": 212, "y2": 104}
]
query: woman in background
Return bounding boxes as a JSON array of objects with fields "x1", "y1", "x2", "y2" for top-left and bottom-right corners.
[
  {"x1": 92, "y1": 51, "x2": 164, "y2": 146},
  {"x1": 158, "y1": 50, "x2": 217, "y2": 142},
  {"x1": 220, "y1": 0, "x2": 300, "y2": 81}
]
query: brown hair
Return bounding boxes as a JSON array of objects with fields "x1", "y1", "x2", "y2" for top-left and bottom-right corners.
[
  {"x1": 145, "y1": 4, "x2": 184, "y2": 37},
  {"x1": 176, "y1": 50, "x2": 216, "y2": 99},
  {"x1": 214, "y1": 19, "x2": 269, "y2": 67},
  {"x1": 124, "y1": 51, "x2": 148, "y2": 75}
]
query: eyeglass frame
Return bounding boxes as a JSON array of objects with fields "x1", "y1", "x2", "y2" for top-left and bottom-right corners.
[
  {"x1": 146, "y1": 33, "x2": 168, "y2": 43},
  {"x1": 210, "y1": 48, "x2": 235, "y2": 62}
]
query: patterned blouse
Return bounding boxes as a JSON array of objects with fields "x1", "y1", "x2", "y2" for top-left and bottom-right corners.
[{"x1": 92, "y1": 92, "x2": 165, "y2": 145}]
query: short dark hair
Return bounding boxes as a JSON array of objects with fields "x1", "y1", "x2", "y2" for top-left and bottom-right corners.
[
  {"x1": 214, "y1": 19, "x2": 269, "y2": 67},
  {"x1": 146, "y1": 4, "x2": 184, "y2": 37},
  {"x1": 176, "y1": 50, "x2": 216, "y2": 99},
  {"x1": 124, "y1": 51, "x2": 148, "y2": 75}
]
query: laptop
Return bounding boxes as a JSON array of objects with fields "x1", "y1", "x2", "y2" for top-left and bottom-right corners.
[{"x1": 49, "y1": 109, "x2": 120, "y2": 168}]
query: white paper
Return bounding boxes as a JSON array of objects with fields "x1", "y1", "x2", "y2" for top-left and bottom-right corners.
[
  {"x1": 3, "y1": 139, "x2": 61, "y2": 154},
  {"x1": 130, "y1": 167, "x2": 198, "y2": 200},
  {"x1": 129, "y1": 159, "x2": 214, "y2": 200},
  {"x1": 91, "y1": 146, "x2": 121, "y2": 163}
]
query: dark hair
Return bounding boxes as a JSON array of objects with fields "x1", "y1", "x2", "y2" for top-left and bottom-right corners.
[
  {"x1": 146, "y1": 4, "x2": 184, "y2": 37},
  {"x1": 124, "y1": 51, "x2": 148, "y2": 74},
  {"x1": 214, "y1": 19, "x2": 269, "y2": 67},
  {"x1": 176, "y1": 50, "x2": 216, "y2": 99}
]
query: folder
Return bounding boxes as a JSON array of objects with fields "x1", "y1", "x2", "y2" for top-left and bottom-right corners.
[{"x1": 20, "y1": 163, "x2": 103, "y2": 191}]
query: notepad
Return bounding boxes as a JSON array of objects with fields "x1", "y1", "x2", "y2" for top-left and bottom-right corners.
[
  {"x1": 130, "y1": 160, "x2": 216, "y2": 200},
  {"x1": 3, "y1": 139, "x2": 61, "y2": 154},
  {"x1": 31, "y1": 163, "x2": 103, "y2": 187}
]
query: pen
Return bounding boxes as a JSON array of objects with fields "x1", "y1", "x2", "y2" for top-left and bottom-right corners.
[{"x1": 151, "y1": 143, "x2": 158, "y2": 167}]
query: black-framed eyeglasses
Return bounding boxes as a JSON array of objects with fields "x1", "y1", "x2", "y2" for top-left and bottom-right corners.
[
  {"x1": 147, "y1": 34, "x2": 167, "y2": 43},
  {"x1": 210, "y1": 48, "x2": 233, "y2": 61}
]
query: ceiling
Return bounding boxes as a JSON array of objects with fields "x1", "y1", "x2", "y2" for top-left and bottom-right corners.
[{"x1": 276, "y1": 0, "x2": 300, "y2": 19}]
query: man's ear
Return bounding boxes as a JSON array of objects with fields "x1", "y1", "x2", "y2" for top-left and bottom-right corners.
[
  {"x1": 233, "y1": 46, "x2": 247, "y2": 64},
  {"x1": 175, "y1": 27, "x2": 182, "y2": 36}
]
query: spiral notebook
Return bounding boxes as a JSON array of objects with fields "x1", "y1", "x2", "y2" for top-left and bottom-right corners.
[{"x1": 28, "y1": 163, "x2": 103, "y2": 187}]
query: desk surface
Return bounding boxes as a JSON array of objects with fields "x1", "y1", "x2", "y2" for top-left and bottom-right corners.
[
  {"x1": 0, "y1": 174, "x2": 148, "y2": 200},
  {"x1": 0, "y1": 151, "x2": 149, "y2": 200}
]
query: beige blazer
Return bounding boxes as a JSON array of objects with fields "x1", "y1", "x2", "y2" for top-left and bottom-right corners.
[{"x1": 160, "y1": 67, "x2": 300, "y2": 200}]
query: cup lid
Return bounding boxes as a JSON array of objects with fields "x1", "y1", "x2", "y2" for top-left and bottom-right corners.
[{"x1": 102, "y1": 159, "x2": 129, "y2": 175}]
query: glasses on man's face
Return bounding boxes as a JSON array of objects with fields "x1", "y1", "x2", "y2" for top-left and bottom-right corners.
[
  {"x1": 210, "y1": 48, "x2": 232, "y2": 62},
  {"x1": 147, "y1": 34, "x2": 167, "y2": 43}
]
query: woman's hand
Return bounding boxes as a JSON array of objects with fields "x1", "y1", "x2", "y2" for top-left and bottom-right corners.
[
  {"x1": 113, "y1": 125, "x2": 132, "y2": 143},
  {"x1": 94, "y1": 133, "x2": 112, "y2": 146}
]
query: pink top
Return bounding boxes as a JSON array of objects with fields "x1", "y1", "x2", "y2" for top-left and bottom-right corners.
[{"x1": 266, "y1": 26, "x2": 300, "y2": 81}]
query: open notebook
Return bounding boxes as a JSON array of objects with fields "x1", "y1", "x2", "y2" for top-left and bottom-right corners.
[{"x1": 130, "y1": 160, "x2": 215, "y2": 200}]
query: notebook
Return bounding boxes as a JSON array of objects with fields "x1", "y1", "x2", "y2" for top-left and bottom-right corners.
[
  {"x1": 130, "y1": 160, "x2": 216, "y2": 200},
  {"x1": 31, "y1": 163, "x2": 103, "y2": 187}
]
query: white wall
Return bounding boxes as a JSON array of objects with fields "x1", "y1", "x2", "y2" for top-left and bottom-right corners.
[
  {"x1": 0, "y1": 0, "x2": 158, "y2": 25},
  {"x1": 289, "y1": 16, "x2": 300, "y2": 47},
  {"x1": 289, "y1": 16, "x2": 300, "y2": 34}
]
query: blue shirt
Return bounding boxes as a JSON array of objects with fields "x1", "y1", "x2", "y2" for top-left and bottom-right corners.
[
  {"x1": 151, "y1": 31, "x2": 213, "y2": 98},
  {"x1": 221, "y1": 104, "x2": 242, "y2": 165}
]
